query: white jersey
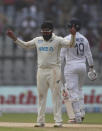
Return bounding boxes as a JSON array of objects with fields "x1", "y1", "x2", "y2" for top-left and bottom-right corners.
[
  {"x1": 15, "y1": 33, "x2": 75, "y2": 68},
  {"x1": 60, "y1": 32, "x2": 93, "y2": 66}
]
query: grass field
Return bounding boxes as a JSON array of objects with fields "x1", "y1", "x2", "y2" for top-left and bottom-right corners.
[
  {"x1": 0, "y1": 127, "x2": 102, "y2": 131},
  {"x1": 0, "y1": 113, "x2": 102, "y2": 131}
]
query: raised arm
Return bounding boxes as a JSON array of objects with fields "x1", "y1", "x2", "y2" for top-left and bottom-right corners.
[
  {"x1": 6, "y1": 29, "x2": 17, "y2": 41},
  {"x1": 60, "y1": 27, "x2": 76, "y2": 48},
  {"x1": 6, "y1": 29, "x2": 35, "y2": 49},
  {"x1": 69, "y1": 27, "x2": 76, "y2": 47}
]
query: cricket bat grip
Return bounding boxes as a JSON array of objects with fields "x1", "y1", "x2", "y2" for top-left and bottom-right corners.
[{"x1": 62, "y1": 89, "x2": 68, "y2": 98}]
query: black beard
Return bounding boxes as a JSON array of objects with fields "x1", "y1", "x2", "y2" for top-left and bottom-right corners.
[{"x1": 43, "y1": 34, "x2": 52, "y2": 41}]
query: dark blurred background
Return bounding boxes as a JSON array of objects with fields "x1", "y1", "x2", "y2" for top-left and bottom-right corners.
[{"x1": 0, "y1": 0, "x2": 102, "y2": 86}]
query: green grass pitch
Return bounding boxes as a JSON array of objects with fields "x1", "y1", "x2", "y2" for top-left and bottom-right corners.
[{"x1": 0, "y1": 113, "x2": 102, "y2": 131}]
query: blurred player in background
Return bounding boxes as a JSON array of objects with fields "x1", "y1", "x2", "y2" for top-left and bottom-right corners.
[
  {"x1": 60, "y1": 18, "x2": 97, "y2": 123},
  {"x1": 6, "y1": 21, "x2": 76, "y2": 127}
]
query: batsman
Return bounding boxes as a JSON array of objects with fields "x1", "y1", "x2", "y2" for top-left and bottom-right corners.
[
  {"x1": 61, "y1": 18, "x2": 97, "y2": 124},
  {"x1": 6, "y1": 21, "x2": 76, "y2": 127}
]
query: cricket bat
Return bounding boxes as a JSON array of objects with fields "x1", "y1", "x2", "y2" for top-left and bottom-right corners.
[
  {"x1": 64, "y1": 99, "x2": 75, "y2": 119},
  {"x1": 63, "y1": 89, "x2": 75, "y2": 119}
]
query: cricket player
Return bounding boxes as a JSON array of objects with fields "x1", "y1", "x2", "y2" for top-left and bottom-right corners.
[
  {"x1": 60, "y1": 18, "x2": 97, "y2": 123},
  {"x1": 6, "y1": 21, "x2": 76, "y2": 127}
]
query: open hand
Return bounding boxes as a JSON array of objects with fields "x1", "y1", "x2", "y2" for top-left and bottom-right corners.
[
  {"x1": 6, "y1": 29, "x2": 17, "y2": 41},
  {"x1": 70, "y1": 27, "x2": 76, "y2": 35}
]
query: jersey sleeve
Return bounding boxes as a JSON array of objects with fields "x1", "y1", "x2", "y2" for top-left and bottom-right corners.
[
  {"x1": 59, "y1": 35, "x2": 75, "y2": 48},
  {"x1": 15, "y1": 38, "x2": 36, "y2": 49},
  {"x1": 85, "y1": 39, "x2": 94, "y2": 66}
]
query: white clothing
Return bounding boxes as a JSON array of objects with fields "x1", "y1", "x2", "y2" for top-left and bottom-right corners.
[
  {"x1": 61, "y1": 32, "x2": 93, "y2": 72},
  {"x1": 60, "y1": 32, "x2": 94, "y2": 119},
  {"x1": 15, "y1": 33, "x2": 75, "y2": 68},
  {"x1": 15, "y1": 33, "x2": 75, "y2": 123}
]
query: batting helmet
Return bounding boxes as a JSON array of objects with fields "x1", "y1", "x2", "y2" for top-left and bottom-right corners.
[{"x1": 68, "y1": 18, "x2": 81, "y2": 31}]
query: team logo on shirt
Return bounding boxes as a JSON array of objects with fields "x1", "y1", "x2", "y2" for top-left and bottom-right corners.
[
  {"x1": 39, "y1": 46, "x2": 54, "y2": 52},
  {"x1": 38, "y1": 40, "x2": 43, "y2": 44}
]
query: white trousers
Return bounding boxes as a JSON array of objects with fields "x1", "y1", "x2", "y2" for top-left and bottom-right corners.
[
  {"x1": 64, "y1": 63, "x2": 86, "y2": 118},
  {"x1": 37, "y1": 66, "x2": 62, "y2": 123}
]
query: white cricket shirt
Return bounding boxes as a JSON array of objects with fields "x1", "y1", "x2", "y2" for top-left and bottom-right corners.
[
  {"x1": 60, "y1": 32, "x2": 93, "y2": 66},
  {"x1": 15, "y1": 33, "x2": 75, "y2": 68}
]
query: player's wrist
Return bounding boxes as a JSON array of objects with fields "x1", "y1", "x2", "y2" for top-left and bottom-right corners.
[
  {"x1": 13, "y1": 36, "x2": 17, "y2": 41},
  {"x1": 89, "y1": 65, "x2": 94, "y2": 71},
  {"x1": 89, "y1": 65, "x2": 93, "y2": 68}
]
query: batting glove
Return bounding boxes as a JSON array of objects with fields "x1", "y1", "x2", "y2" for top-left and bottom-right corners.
[{"x1": 88, "y1": 68, "x2": 97, "y2": 81}]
